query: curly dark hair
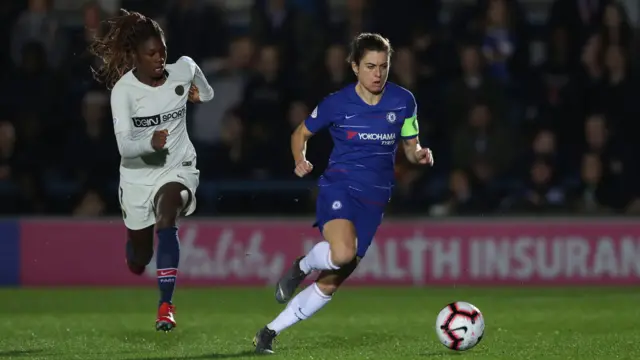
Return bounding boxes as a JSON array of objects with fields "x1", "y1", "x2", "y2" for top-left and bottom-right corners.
[{"x1": 88, "y1": 9, "x2": 165, "y2": 89}]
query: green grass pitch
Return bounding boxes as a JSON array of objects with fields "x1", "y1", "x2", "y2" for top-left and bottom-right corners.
[{"x1": 0, "y1": 287, "x2": 638, "y2": 359}]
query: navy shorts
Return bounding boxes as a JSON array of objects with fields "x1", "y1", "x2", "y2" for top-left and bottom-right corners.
[{"x1": 314, "y1": 182, "x2": 389, "y2": 258}]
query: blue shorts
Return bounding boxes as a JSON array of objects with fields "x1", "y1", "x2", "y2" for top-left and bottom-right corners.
[{"x1": 314, "y1": 182, "x2": 389, "y2": 258}]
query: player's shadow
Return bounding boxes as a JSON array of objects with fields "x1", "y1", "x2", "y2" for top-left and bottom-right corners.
[
  {"x1": 129, "y1": 350, "x2": 258, "y2": 359},
  {"x1": 0, "y1": 349, "x2": 45, "y2": 358}
]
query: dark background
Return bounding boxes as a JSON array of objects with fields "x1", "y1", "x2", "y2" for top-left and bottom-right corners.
[{"x1": 0, "y1": 0, "x2": 639, "y2": 218}]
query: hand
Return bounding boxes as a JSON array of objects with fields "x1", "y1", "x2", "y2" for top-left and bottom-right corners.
[
  {"x1": 415, "y1": 148, "x2": 434, "y2": 166},
  {"x1": 151, "y1": 129, "x2": 168, "y2": 151},
  {"x1": 188, "y1": 84, "x2": 201, "y2": 103},
  {"x1": 294, "y1": 159, "x2": 313, "y2": 177}
]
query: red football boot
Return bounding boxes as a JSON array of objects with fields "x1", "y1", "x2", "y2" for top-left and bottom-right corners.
[{"x1": 156, "y1": 302, "x2": 177, "y2": 332}]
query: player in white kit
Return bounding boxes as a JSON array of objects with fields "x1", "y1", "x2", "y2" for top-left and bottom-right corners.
[{"x1": 89, "y1": 9, "x2": 214, "y2": 332}]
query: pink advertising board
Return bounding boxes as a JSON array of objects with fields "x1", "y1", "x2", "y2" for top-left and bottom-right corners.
[{"x1": 19, "y1": 219, "x2": 640, "y2": 286}]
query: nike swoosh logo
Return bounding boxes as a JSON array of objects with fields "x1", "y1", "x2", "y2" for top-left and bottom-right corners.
[
  {"x1": 159, "y1": 271, "x2": 174, "y2": 276},
  {"x1": 345, "y1": 114, "x2": 356, "y2": 119}
]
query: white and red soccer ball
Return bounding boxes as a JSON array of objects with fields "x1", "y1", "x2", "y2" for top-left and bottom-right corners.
[{"x1": 435, "y1": 301, "x2": 485, "y2": 351}]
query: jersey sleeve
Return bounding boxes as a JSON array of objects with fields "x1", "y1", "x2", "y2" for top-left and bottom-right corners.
[
  {"x1": 110, "y1": 85, "x2": 155, "y2": 158},
  {"x1": 178, "y1": 56, "x2": 214, "y2": 102},
  {"x1": 304, "y1": 97, "x2": 334, "y2": 134},
  {"x1": 400, "y1": 92, "x2": 419, "y2": 139}
]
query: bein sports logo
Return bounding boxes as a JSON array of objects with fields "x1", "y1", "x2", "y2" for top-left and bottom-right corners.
[
  {"x1": 132, "y1": 105, "x2": 187, "y2": 128},
  {"x1": 346, "y1": 131, "x2": 396, "y2": 145}
]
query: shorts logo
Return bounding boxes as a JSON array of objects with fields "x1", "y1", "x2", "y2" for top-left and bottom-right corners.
[
  {"x1": 332, "y1": 201, "x2": 342, "y2": 210},
  {"x1": 175, "y1": 85, "x2": 185, "y2": 96},
  {"x1": 386, "y1": 112, "x2": 396, "y2": 124}
]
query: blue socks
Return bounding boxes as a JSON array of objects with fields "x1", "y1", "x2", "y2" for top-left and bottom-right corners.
[{"x1": 156, "y1": 226, "x2": 180, "y2": 305}]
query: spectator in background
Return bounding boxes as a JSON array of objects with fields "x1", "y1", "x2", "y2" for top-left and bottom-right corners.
[
  {"x1": 599, "y1": 45, "x2": 637, "y2": 139},
  {"x1": 61, "y1": 1, "x2": 105, "y2": 86},
  {"x1": 0, "y1": 121, "x2": 21, "y2": 213},
  {"x1": 514, "y1": 158, "x2": 566, "y2": 213},
  {"x1": 11, "y1": 0, "x2": 65, "y2": 69},
  {"x1": 452, "y1": 102, "x2": 512, "y2": 178},
  {"x1": 581, "y1": 114, "x2": 625, "y2": 177},
  {"x1": 536, "y1": 27, "x2": 572, "y2": 125},
  {"x1": 480, "y1": 0, "x2": 518, "y2": 83},
  {"x1": 518, "y1": 128, "x2": 561, "y2": 178},
  {"x1": 206, "y1": 108, "x2": 250, "y2": 180},
  {"x1": 446, "y1": 44, "x2": 506, "y2": 135},
  {"x1": 548, "y1": 0, "x2": 606, "y2": 67},
  {"x1": 0, "y1": 1, "x2": 21, "y2": 75},
  {"x1": 165, "y1": 0, "x2": 229, "y2": 64},
  {"x1": 430, "y1": 169, "x2": 493, "y2": 216},
  {"x1": 600, "y1": 1, "x2": 633, "y2": 48},
  {"x1": 330, "y1": 0, "x2": 374, "y2": 45},
  {"x1": 571, "y1": 33, "x2": 605, "y2": 122},
  {"x1": 192, "y1": 36, "x2": 254, "y2": 146},
  {"x1": 0, "y1": 121, "x2": 17, "y2": 183},
  {"x1": 251, "y1": 0, "x2": 316, "y2": 79},
  {"x1": 242, "y1": 44, "x2": 288, "y2": 149},
  {"x1": 570, "y1": 152, "x2": 617, "y2": 213},
  {"x1": 309, "y1": 43, "x2": 352, "y2": 102},
  {"x1": 0, "y1": 117, "x2": 44, "y2": 213},
  {"x1": 72, "y1": 187, "x2": 107, "y2": 217},
  {"x1": 62, "y1": 91, "x2": 118, "y2": 185},
  {"x1": 3, "y1": 41, "x2": 56, "y2": 117}
]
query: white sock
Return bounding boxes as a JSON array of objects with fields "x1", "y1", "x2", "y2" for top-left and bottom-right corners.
[
  {"x1": 267, "y1": 283, "x2": 331, "y2": 334},
  {"x1": 299, "y1": 241, "x2": 339, "y2": 274}
]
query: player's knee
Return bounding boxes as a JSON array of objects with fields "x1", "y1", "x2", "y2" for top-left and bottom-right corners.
[
  {"x1": 324, "y1": 219, "x2": 357, "y2": 267},
  {"x1": 155, "y1": 198, "x2": 180, "y2": 228},
  {"x1": 315, "y1": 278, "x2": 340, "y2": 295},
  {"x1": 329, "y1": 241, "x2": 357, "y2": 267},
  {"x1": 156, "y1": 213, "x2": 177, "y2": 229},
  {"x1": 155, "y1": 185, "x2": 187, "y2": 228}
]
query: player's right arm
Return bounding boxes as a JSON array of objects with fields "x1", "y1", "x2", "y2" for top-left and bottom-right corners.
[
  {"x1": 291, "y1": 97, "x2": 333, "y2": 177},
  {"x1": 111, "y1": 85, "x2": 158, "y2": 159}
]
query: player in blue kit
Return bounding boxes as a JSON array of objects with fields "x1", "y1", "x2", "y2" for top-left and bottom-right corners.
[{"x1": 253, "y1": 33, "x2": 434, "y2": 353}]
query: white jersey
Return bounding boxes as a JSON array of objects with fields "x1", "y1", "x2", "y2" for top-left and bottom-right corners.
[{"x1": 110, "y1": 56, "x2": 214, "y2": 185}]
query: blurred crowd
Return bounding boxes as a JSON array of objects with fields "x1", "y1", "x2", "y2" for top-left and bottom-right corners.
[{"x1": 0, "y1": 0, "x2": 639, "y2": 217}]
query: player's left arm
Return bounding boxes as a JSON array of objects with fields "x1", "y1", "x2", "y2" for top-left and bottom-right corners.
[
  {"x1": 401, "y1": 94, "x2": 433, "y2": 166},
  {"x1": 180, "y1": 56, "x2": 214, "y2": 102}
]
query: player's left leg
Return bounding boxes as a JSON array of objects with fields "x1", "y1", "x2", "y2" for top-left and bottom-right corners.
[
  {"x1": 254, "y1": 258, "x2": 359, "y2": 354},
  {"x1": 153, "y1": 181, "x2": 192, "y2": 332}
]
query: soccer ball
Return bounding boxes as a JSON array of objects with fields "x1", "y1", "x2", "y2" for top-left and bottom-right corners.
[{"x1": 435, "y1": 301, "x2": 484, "y2": 351}]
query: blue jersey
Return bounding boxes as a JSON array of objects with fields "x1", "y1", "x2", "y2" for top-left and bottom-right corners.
[{"x1": 304, "y1": 82, "x2": 420, "y2": 190}]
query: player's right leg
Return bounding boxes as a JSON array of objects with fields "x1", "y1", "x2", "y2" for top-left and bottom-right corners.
[
  {"x1": 275, "y1": 186, "x2": 357, "y2": 303},
  {"x1": 119, "y1": 183, "x2": 156, "y2": 275},
  {"x1": 125, "y1": 226, "x2": 155, "y2": 275}
]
